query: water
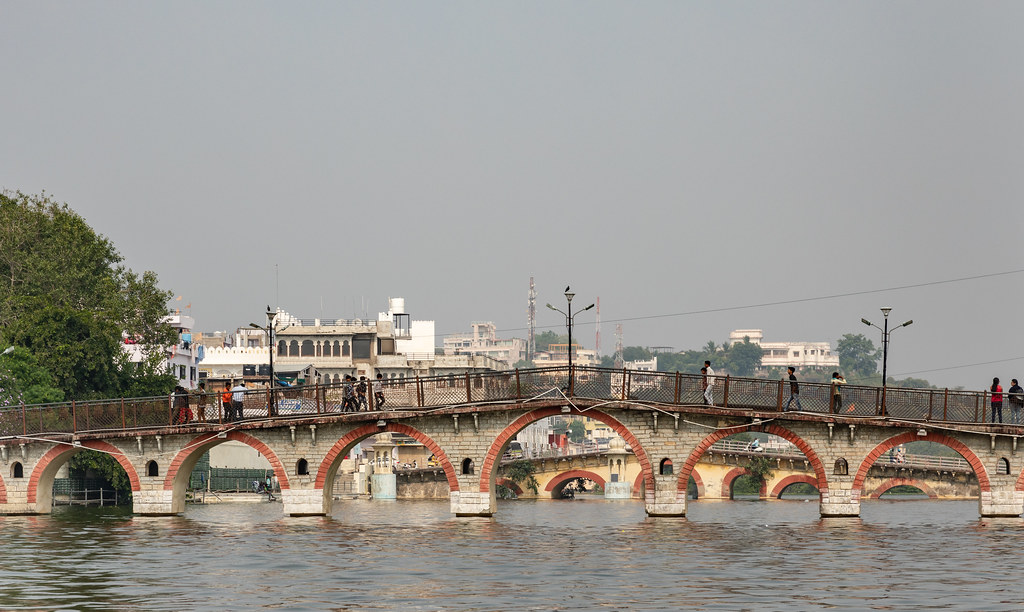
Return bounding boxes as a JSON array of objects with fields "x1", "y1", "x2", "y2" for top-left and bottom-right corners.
[{"x1": 1, "y1": 497, "x2": 1023, "y2": 611}]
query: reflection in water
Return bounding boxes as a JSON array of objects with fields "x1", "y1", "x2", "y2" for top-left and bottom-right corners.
[{"x1": 0, "y1": 498, "x2": 1022, "y2": 610}]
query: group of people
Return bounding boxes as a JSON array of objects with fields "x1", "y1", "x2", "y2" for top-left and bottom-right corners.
[
  {"x1": 989, "y1": 377, "x2": 1024, "y2": 424},
  {"x1": 781, "y1": 368, "x2": 847, "y2": 412},
  {"x1": 342, "y1": 373, "x2": 386, "y2": 412},
  {"x1": 220, "y1": 380, "x2": 248, "y2": 422}
]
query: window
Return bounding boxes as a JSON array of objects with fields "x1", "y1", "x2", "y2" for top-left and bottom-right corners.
[
  {"x1": 278, "y1": 340, "x2": 287, "y2": 356},
  {"x1": 179, "y1": 365, "x2": 186, "y2": 379},
  {"x1": 462, "y1": 458, "x2": 475, "y2": 475},
  {"x1": 353, "y1": 336, "x2": 372, "y2": 360},
  {"x1": 342, "y1": 341, "x2": 350, "y2": 357},
  {"x1": 660, "y1": 458, "x2": 673, "y2": 475},
  {"x1": 289, "y1": 340, "x2": 299, "y2": 356},
  {"x1": 296, "y1": 459, "x2": 309, "y2": 475},
  {"x1": 147, "y1": 461, "x2": 159, "y2": 477},
  {"x1": 833, "y1": 458, "x2": 848, "y2": 475},
  {"x1": 301, "y1": 340, "x2": 315, "y2": 356},
  {"x1": 378, "y1": 338, "x2": 396, "y2": 355},
  {"x1": 12, "y1": 462, "x2": 23, "y2": 478},
  {"x1": 997, "y1": 458, "x2": 1011, "y2": 475}
]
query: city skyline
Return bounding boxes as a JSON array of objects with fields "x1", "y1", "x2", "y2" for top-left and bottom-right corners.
[{"x1": 2, "y1": 4, "x2": 1021, "y2": 391}]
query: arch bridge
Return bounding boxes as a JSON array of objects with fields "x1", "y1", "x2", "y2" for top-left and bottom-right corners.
[{"x1": 0, "y1": 366, "x2": 1018, "y2": 518}]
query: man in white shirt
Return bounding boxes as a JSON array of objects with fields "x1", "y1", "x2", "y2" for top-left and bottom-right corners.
[
  {"x1": 704, "y1": 360, "x2": 715, "y2": 406},
  {"x1": 231, "y1": 381, "x2": 247, "y2": 420}
]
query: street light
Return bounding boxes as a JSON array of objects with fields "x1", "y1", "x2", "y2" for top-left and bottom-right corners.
[
  {"x1": 249, "y1": 305, "x2": 278, "y2": 393},
  {"x1": 546, "y1": 286, "x2": 595, "y2": 396},
  {"x1": 862, "y1": 307, "x2": 913, "y2": 414}
]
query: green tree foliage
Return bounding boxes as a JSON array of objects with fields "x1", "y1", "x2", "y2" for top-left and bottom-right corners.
[
  {"x1": 0, "y1": 346, "x2": 64, "y2": 406},
  {"x1": 504, "y1": 459, "x2": 539, "y2": 494},
  {"x1": 67, "y1": 450, "x2": 132, "y2": 499},
  {"x1": 533, "y1": 331, "x2": 566, "y2": 353},
  {"x1": 567, "y1": 420, "x2": 585, "y2": 443},
  {"x1": 836, "y1": 333, "x2": 880, "y2": 379},
  {"x1": 0, "y1": 191, "x2": 177, "y2": 400},
  {"x1": 725, "y1": 336, "x2": 763, "y2": 376},
  {"x1": 622, "y1": 346, "x2": 652, "y2": 362}
]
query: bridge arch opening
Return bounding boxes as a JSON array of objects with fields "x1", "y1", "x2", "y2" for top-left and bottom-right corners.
[
  {"x1": 544, "y1": 470, "x2": 604, "y2": 499},
  {"x1": 660, "y1": 459, "x2": 673, "y2": 475},
  {"x1": 28, "y1": 441, "x2": 140, "y2": 513},
  {"x1": 770, "y1": 475, "x2": 820, "y2": 499},
  {"x1": 479, "y1": 407, "x2": 655, "y2": 511},
  {"x1": 856, "y1": 433, "x2": 988, "y2": 503},
  {"x1": 315, "y1": 423, "x2": 458, "y2": 516},
  {"x1": 163, "y1": 431, "x2": 291, "y2": 515},
  {"x1": 679, "y1": 427, "x2": 827, "y2": 504}
]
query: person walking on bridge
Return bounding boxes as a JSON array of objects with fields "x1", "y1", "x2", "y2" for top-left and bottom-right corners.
[
  {"x1": 1009, "y1": 379, "x2": 1023, "y2": 424},
  {"x1": 830, "y1": 372, "x2": 846, "y2": 412},
  {"x1": 231, "y1": 380, "x2": 248, "y2": 421},
  {"x1": 221, "y1": 383, "x2": 233, "y2": 421},
  {"x1": 991, "y1": 377, "x2": 1004, "y2": 424},
  {"x1": 785, "y1": 366, "x2": 802, "y2": 411},
  {"x1": 704, "y1": 360, "x2": 716, "y2": 406}
]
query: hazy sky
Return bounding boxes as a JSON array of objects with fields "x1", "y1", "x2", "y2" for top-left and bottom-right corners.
[{"x1": 3, "y1": 3, "x2": 1022, "y2": 390}]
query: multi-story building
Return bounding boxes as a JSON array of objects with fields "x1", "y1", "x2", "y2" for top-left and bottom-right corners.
[
  {"x1": 532, "y1": 344, "x2": 600, "y2": 367},
  {"x1": 124, "y1": 313, "x2": 202, "y2": 390},
  {"x1": 442, "y1": 322, "x2": 526, "y2": 367},
  {"x1": 197, "y1": 298, "x2": 503, "y2": 384},
  {"x1": 729, "y1": 329, "x2": 839, "y2": 370}
]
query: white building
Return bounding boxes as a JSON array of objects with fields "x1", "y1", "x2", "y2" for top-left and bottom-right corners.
[
  {"x1": 443, "y1": 322, "x2": 526, "y2": 367},
  {"x1": 124, "y1": 313, "x2": 202, "y2": 390},
  {"x1": 729, "y1": 329, "x2": 840, "y2": 370}
]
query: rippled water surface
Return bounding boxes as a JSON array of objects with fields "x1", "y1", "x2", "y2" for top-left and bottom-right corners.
[{"x1": 2, "y1": 498, "x2": 1024, "y2": 611}]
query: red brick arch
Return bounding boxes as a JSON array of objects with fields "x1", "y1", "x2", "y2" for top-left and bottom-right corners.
[
  {"x1": 865, "y1": 477, "x2": 938, "y2": 499},
  {"x1": 28, "y1": 440, "x2": 141, "y2": 505},
  {"x1": 678, "y1": 424, "x2": 827, "y2": 497},
  {"x1": 632, "y1": 470, "x2": 645, "y2": 498},
  {"x1": 770, "y1": 474, "x2": 819, "y2": 499},
  {"x1": 690, "y1": 468, "x2": 706, "y2": 499},
  {"x1": 722, "y1": 467, "x2": 768, "y2": 498},
  {"x1": 316, "y1": 423, "x2": 459, "y2": 491},
  {"x1": 853, "y1": 432, "x2": 990, "y2": 496},
  {"x1": 496, "y1": 478, "x2": 523, "y2": 496},
  {"x1": 163, "y1": 431, "x2": 290, "y2": 491},
  {"x1": 544, "y1": 469, "x2": 606, "y2": 492},
  {"x1": 0, "y1": 472, "x2": 6, "y2": 504},
  {"x1": 479, "y1": 407, "x2": 654, "y2": 495}
]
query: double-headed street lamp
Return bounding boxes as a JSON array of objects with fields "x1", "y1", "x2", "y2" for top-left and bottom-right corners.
[
  {"x1": 249, "y1": 306, "x2": 278, "y2": 394},
  {"x1": 861, "y1": 307, "x2": 913, "y2": 414},
  {"x1": 546, "y1": 286, "x2": 594, "y2": 396}
]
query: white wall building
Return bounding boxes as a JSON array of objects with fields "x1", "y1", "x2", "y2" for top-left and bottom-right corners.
[
  {"x1": 729, "y1": 329, "x2": 840, "y2": 370},
  {"x1": 443, "y1": 322, "x2": 526, "y2": 367},
  {"x1": 124, "y1": 313, "x2": 202, "y2": 390}
]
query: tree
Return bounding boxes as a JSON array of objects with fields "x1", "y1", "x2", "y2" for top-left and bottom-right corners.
[
  {"x1": 0, "y1": 191, "x2": 177, "y2": 400},
  {"x1": 533, "y1": 331, "x2": 566, "y2": 353},
  {"x1": 567, "y1": 420, "x2": 586, "y2": 443},
  {"x1": 0, "y1": 346, "x2": 64, "y2": 406},
  {"x1": 503, "y1": 459, "x2": 539, "y2": 494},
  {"x1": 622, "y1": 346, "x2": 652, "y2": 362},
  {"x1": 67, "y1": 450, "x2": 132, "y2": 500},
  {"x1": 725, "y1": 336, "x2": 763, "y2": 376},
  {"x1": 836, "y1": 333, "x2": 880, "y2": 379}
]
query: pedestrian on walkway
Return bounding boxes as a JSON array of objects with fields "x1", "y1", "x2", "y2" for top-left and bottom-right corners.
[
  {"x1": 704, "y1": 360, "x2": 715, "y2": 406},
  {"x1": 231, "y1": 380, "x2": 247, "y2": 421},
  {"x1": 785, "y1": 366, "x2": 802, "y2": 411},
  {"x1": 373, "y1": 373, "x2": 386, "y2": 410},
  {"x1": 700, "y1": 367, "x2": 708, "y2": 405},
  {"x1": 221, "y1": 383, "x2": 234, "y2": 421},
  {"x1": 1009, "y1": 379, "x2": 1024, "y2": 424},
  {"x1": 991, "y1": 377, "x2": 1004, "y2": 424},
  {"x1": 830, "y1": 372, "x2": 846, "y2": 412}
]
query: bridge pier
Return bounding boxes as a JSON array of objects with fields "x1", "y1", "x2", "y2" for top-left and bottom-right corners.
[
  {"x1": 979, "y1": 481, "x2": 1023, "y2": 517},
  {"x1": 644, "y1": 475, "x2": 686, "y2": 517},
  {"x1": 133, "y1": 490, "x2": 178, "y2": 516},
  {"x1": 820, "y1": 487, "x2": 860, "y2": 517},
  {"x1": 450, "y1": 490, "x2": 495, "y2": 517},
  {"x1": 282, "y1": 489, "x2": 327, "y2": 516}
]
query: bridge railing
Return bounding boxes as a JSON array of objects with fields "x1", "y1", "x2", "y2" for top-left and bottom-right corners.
[{"x1": 0, "y1": 366, "x2": 1007, "y2": 439}]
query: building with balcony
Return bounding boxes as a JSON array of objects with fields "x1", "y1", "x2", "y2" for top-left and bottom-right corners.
[
  {"x1": 442, "y1": 322, "x2": 526, "y2": 367},
  {"x1": 532, "y1": 344, "x2": 600, "y2": 367},
  {"x1": 729, "y1": 329, "x2": 839, "y2": 370},
  {"x1": 124, "y1": 313, "x2": 202, "y2": 389}
]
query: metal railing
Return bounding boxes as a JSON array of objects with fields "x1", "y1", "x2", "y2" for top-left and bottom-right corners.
[{"x1": 0, "y1": 366, "x2": 1011, "y2": 439}]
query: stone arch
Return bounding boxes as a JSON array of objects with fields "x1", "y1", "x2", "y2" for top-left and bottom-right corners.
[
  {"x1": 865, "y1": 477, "x2": 938, "y2": 499},
  {"x1": 28, "y1": 440, "x2": 140, "y2": 512},
  {"x1": 722, "y1": 467, "x2": 768, "y2": 499},
  {"x1": 163, "y1": 431, "x2": 290, "y2": 514},
  {"x1": 659, "y1": 458, "x2": 673, "y2": 475},
  {"x1": 496, "y1": 478, "x2": 523, "y2": 496},
  {"x1": 479, "y1": 407, "x2": 654, "y2": 497},
  {"x1": 316, "y1": 423, "x2": 458, "y2": 514},
  {"x1": 679, "y1": 424, "x2": 827, "y2": 499},
  {"x1": 770, "y1": 474, "x2": 819, "y2": 499},
  {"x1": 543, "y1": 469, "x2": 606, "y2": 498},
  {"x1": 0, "y1": 472, "x2": 6, "y2": 504},
  {"x1": 690, "y1": 468, "x2": 705, "y2": 499},
  {"x1": 854, "y1": 432, "x2": 990, "y2": 497}
]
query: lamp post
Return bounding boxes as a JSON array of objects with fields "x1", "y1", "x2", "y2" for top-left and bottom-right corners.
[
  {"x1": 248, "y1": 304, "x2": 278, "y2": 392},
  {"x1": 546, "y1": 286, "x2": 594, "y2": 396},
  {"x1": 861, "y1": 307, "x2": 913, "y2": 415}
]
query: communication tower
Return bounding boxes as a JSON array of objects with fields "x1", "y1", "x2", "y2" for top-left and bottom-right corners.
[
  {"x1": 613, "y1": 324, "x2": 624, "y2": 369},
  {"x1": 527, "y1": 277, "x2": 536, "y2": 361},
  {"x1": 595, "y1": 297, "x2": 601, "y2": 357}
]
